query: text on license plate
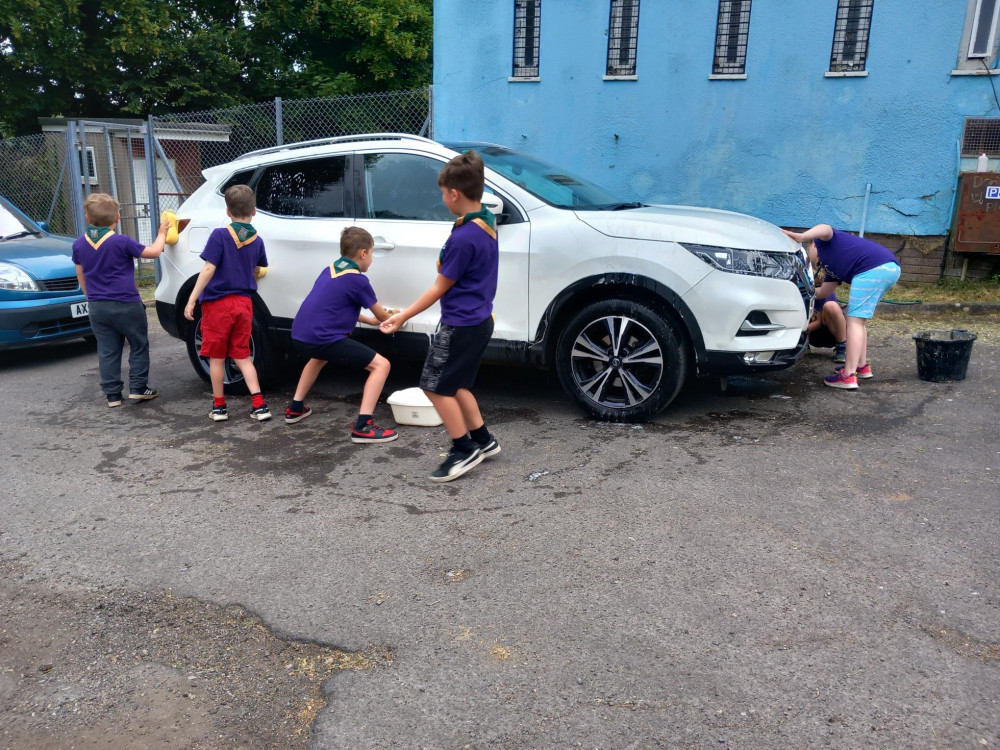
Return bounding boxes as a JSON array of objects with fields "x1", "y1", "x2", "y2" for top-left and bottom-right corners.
[{"x1": 71, "y1": 301, "x2": 89, "y2": 318}]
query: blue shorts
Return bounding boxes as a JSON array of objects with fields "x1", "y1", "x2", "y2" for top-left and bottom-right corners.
[{"x1": 847, "y1": 263, "x2": 901, "y2": 319}]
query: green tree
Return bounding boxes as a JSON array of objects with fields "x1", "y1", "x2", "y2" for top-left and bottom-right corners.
[{"x1": 0, "y1": 0, "x2": 431, "y2": 136}]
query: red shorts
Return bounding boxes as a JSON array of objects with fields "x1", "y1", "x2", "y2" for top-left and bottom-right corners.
[{"x1": 200, "y1": 295, "x2": 252, "y2": 359}]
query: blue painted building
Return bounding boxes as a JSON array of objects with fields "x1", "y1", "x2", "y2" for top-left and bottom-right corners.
[{"x1": 433, "y1": 0, "x2": 1000, "y2": 239}]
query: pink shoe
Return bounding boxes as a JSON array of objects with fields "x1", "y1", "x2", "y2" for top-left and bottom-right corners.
[
  {"x1": 824, "y1": 369, "x2": 858, "y2": 389},
  {"x1": 836, "y1": 363, "x2": 873, "y2": 379}
]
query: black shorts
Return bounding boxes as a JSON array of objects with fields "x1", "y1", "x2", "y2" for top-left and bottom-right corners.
[
  {"x1": 809, "y1": 325, "x2": 837, "y2": 348},
  {"x1": 293, "y1": 337, "x2": 376, "y2": 369},
  {"x1": 419, "y1": 316, "x2": 494, "y2": 396}
]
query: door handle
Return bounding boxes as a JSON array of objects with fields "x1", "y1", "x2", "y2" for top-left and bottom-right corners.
[{"x1": 373, "y1": 238, "x2": 395, "y2": 252}]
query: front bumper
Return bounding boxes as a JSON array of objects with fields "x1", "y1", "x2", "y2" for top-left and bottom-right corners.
[
  {"x1": 0, "y1": 299, "x2": 92, "y2": 350},
  {"x1": 700, "y1": 330, "x2": 809, "y2": 376}
]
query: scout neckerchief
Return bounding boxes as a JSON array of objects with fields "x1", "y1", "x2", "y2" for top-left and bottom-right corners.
[
  {"x1": 226, "y1": 221, "x2": 258, "y2": 248},
  {"x1": 85, "y1": 225, "x2": 114, "y2": 250},
  {"x1": 437, "y1": 204, "x2": 497, "y2": 270},
  {"x1": 330, "y1": 256, "x2": 362, "y2": 278}
]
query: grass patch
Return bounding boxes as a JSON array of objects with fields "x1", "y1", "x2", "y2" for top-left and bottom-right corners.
[{"x1": 831, "y1": 279, "x2": 1000, "y2": 305}]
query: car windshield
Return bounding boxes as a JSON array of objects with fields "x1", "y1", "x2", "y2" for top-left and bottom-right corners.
[
  {"x1": 0, "y1": 198, "x2": 38, "y2": 239},
  {"x1": 446, "y1": 143, "x2": 638, "y2": 210}
]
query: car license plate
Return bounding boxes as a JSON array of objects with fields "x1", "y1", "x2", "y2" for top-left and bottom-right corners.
[{"x1": 71, "y1": 301, "x2": 89, "y2": 318}]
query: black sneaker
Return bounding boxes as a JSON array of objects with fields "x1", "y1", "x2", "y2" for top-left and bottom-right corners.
[
  {"x1": 210, "y1": 405, "x2": 229, "y2": 421},
  {"x1": 475, "y1": 435, "x2": 501, "y2": 459},
  {"x1": 351, "y1": 419, "x2": 398, "y2": 444},
  {"x1": 107, "y1": 393, "x2": 123, "y2": 408},
  {"x1": 129, "y1": 386, "x2": 158, "y2": 402},
  {"x1": 251, "y1": 404, "x2": 272, "y2": 422},
  {"x1": 430, "y1": 446, "x2": 483, "y2": 483},
  {"x1": 285, "y1": 405, "x2": 312, "y2": 424}
]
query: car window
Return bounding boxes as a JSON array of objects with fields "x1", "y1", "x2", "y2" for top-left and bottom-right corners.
[
  {"x1": 219, "y1": 169, "x2": 256, "y2": 195},
  {"x1": 446, "y1": 143, "x2": 630, "y2": 210},
  {"x1": 363, "y1": 153, "x2": 452, "y2": 222},
  {"x1": 256, "y1": 156, "x2": 347, "y2": 218}
]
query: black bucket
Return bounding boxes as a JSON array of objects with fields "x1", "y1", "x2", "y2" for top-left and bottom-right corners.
[{"x1": 912, "y1": 329, "x2": 977, "y2": 382}]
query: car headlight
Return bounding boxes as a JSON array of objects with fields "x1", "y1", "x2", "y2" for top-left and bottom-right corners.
[
  {"x1": 681, "y1": 243, "x2": 799, "y2": 281},
  {"x1": 0, "y1": 261, "x2": 40, "y2": 291}
]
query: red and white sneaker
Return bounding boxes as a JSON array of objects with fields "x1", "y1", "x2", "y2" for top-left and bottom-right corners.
[
  {"x1": 351, "y1": 419, "x2": 398, "y2": 444},
  {"x1": 824, "y1": 369, "x2": 858, "y2": 389}
]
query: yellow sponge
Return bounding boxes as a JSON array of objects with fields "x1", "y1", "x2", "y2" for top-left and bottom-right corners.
[{"x1": 161, "y1": 211, "x2": 179, "y2": 244}]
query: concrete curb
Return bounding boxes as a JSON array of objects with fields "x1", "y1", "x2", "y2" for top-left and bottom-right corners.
[{"x1": 877, "y1": 301, "x2": 1000, "y2": 316}]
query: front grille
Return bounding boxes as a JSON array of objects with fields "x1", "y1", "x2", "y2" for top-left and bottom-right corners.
[
  {"x1": 792, "y1": 249, "x2": 813, "y2": 315},
  {"x1": 39, "y1": 277, "x2": 80, "y2": 292},
  {"x1": 21, "y1": 317, "x2": 90, "y2": 338}
]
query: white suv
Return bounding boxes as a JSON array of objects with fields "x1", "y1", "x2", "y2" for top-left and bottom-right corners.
[{"x1": 155, "y1": 133, "x2": 811, "y2": 422}]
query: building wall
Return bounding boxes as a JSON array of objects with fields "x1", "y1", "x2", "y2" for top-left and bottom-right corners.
[{"x1": 433, "y1": 0, "x2": 998, "y2": 238}]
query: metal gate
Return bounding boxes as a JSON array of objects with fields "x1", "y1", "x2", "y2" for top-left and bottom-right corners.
[{"x1": 60, "y1": 119, "x2": 184, "y2": 283}]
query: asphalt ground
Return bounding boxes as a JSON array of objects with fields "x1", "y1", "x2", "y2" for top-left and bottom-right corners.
[{"x1": 1, "y1": 311, "x2": 998, "y2": 749}]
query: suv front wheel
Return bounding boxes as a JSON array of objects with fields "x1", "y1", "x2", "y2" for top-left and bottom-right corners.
[
  {"x1": 555, "y1": 299, "x2": 687, "y2": 422},
  {"x1": 185, "y1": 303, "x2": 280, "y2": 394}
]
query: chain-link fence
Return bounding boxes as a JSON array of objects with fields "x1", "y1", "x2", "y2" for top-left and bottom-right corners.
[
  {"x1": 0, "y1": 133, "x2": 72, "y2": 234},
  {"x1": 150, "y1": 89, "x2": 431, "y2": 204},
  {"x1": 0, "y1": 88, "x2": 431, "y2": 286}
]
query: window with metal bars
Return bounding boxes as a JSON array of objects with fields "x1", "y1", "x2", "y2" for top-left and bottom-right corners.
[
  {"x1": 712, "y1": 0, "x2": 752, "y2": 75},
  {"x1": 606, "y1": 0, "x2": 640, "y2": 77},
  {"x1": 512, "y1": 0, "x2": 541, "y2": 78},
  {"x1": 962, "y1": 118, "x2": 1000, "y2": 157},
  {"x1": 829, "y1": 0, "x2": 874, "y2": 73}
]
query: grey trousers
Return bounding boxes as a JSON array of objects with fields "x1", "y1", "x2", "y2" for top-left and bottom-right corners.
[{"x1": 88, "y1": 300, "x2": 150, "y2": 395}]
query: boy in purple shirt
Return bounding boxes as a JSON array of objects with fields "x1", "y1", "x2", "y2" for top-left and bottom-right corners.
[
  {"x1": 73, "y1": 193, "x2": 170, "y2": 407},
  {"x1": 285, "y1": 227, "x2": 398, "y2": 443},
  {"x1": 381, "y1": 151, "x2": 501, "y2": 482},
  {"x1": 184, "y1": 185, "x2": 271, "y2": 421},
  {"x1": 783, "y1": 224, "x2": 901, "y2": 390}
]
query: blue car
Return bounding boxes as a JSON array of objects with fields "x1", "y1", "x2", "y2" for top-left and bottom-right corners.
[{"x1": 0, "y1": 195, "x2": 91, "y2": 350}]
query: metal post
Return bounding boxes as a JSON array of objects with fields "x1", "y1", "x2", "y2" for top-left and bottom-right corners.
[
  {"x1": 275, "y1": 96, "x2": 283, "y2": 146},
  {"x1": 103, "y1": 125, "x2": 118, "y2": 202},
  {"x1": 144, "y1": 116, "x2": 163, "y2": 284},
  {"x1": 67, "y1": 122, "x2": 87, "y2": 236},
  {"x1": 859, "y1": 182, "x2": 871, "y2": 238},
  {"x1": 427, "y1": 85, "x2": 434, "y2": 139}
]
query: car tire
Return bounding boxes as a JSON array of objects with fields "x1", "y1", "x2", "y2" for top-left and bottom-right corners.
[
  {"x1": 185, "y1": 303, "x2": 280, "y2": 395},
  {"x1": 555, "y1": 298, "x2": 687, "y2": 422}
]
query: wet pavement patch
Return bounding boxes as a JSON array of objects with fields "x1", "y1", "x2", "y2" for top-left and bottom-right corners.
[{"x1": 0, "y1": 558, "x2": 389, "y2": 748}]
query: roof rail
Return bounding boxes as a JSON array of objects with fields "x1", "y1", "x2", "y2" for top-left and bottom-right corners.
[{"x1": 237, "y1": 132, "x2": 439, "y2": 161}]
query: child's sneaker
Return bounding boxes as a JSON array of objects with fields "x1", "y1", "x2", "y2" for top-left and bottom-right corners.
[
  {"x1": 835, "y1": 363, "x2": 874, "y2": 379},
  {"x1": 833, "y1": 342, "x2": 847, "y2": 363},
  {"x1": 824, "y1": 369, "x2": 858, "y2": 389},
  {"x1": 251, "y1": 404, "x2": 272, "y2": 421},
  {"x1": 351, "y1": 419, "x2": 398, "y2": 444},
  {"x1": 107, "y1": 393, "x2": 123, "y2": 408},
  {"x1": 129, "y1": 386, "x2": 159, "y2": 401},
  {"x1": 475, "y1": 434, "x2": 501, "y2": 458},
  {"x1": 210, "y1": 404, "x2": 229, "y2": 421},
  {"x1": 430, "y1": 446, "x2": 483, "y2": 482},
  {"x1": 285, "y1": 405, "x2": 312, "y2": 424}
]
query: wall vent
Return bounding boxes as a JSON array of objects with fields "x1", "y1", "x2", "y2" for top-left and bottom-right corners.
[{"x1": 961, "y1": 117, "x2": 1000, "y2": 157}]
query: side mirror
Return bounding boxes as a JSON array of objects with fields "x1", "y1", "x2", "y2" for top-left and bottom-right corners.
[
  {"x1": 36, "y1": 221, "x2": 50, "y2": 233},
  {"x1": 481, "y1": 193, "x2": 505, "y2": 223}
]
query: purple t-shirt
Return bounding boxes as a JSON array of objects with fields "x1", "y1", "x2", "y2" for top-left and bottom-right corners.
[
  {"x1": 438, "y1": 216, "x2": 499, "y2": 326},
  {"x1": 199, "y1": 226, "x2": 268, "y2": 302},
  {"x1": 291, "y1": 266, "x2": 378, "y2": 345},
  {"x1": 815, "y1": 229, "x2": 899, "y2": 284},
  {"x1": 72, "y1": 231, "x2": 144, "y2": 303}
]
